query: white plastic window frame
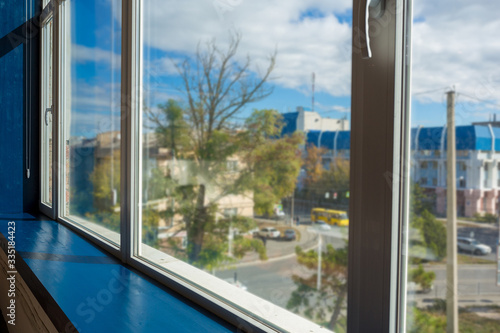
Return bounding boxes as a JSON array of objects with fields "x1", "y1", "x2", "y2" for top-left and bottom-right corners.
[
  {"x1": 47, "y1": 0, "x2": 415, "y2": 332},
  {"x1": 39, "y1": 4, "x2": 55, "y2": 218},
  {"x1": 54, "y1": 0, "x2": 122, "y2": 257}
]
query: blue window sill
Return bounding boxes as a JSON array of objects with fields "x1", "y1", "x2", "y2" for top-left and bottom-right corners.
[{"x1": 0, "y1": 214, "x2": 236, "y2": 333}]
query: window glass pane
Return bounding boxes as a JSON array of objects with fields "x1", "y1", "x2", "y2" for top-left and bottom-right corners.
[
  {"x1": 405, "y1": 1, "x2": 500, "y2": 331},
  {"x1": 138, "y1": 1, "x2": 351, "y2": 330},
  {"x1": 41, "y1": 16, "x2": 53, "y2": 207},
  {"x1": 62, "y1": 0, "x2": 122, "y2": 245}
]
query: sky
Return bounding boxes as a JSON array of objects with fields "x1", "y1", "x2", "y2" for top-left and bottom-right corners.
[{"x1": 68, "y1": 0, "x2": 500, "y2": 137}]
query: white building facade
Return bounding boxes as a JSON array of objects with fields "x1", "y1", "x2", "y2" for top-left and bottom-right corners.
[{"x1": 411, "y1": 124, "x2": 500, "y2": 217}]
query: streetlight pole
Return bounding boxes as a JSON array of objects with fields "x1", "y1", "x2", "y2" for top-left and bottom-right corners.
[{"x1": 446, "y1": 90, "x2": 458, "y2": 333}]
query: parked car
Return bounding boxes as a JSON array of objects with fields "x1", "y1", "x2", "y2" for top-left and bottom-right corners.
[
  {"x1": 457, "y1": 237, "x2": 491, "y2": 255},
  {"x1": 313, "y1": 221, "x2": 331, "y2": 230},
  {"x1": 259, "y1": 227, "x2": 281, "y2": 239},
  {"x1": 283, "y1": 229, "x2": 296, "y2": 241}
]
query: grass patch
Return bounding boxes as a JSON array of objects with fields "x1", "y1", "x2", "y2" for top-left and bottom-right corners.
[
  {"x1": 437, "y1": 218, "x2": 496, "y2": 228},
  {"x1": 457, "y1": 254, "x2": 494, "y2": 265},
  {"x1": 409, "y1": 301, "x2": 500, "y2": 333},
  {"x1": 459, "y1": 311, "x2": 500, "y2": 333},
  {"x1": 425, "y1": 254, "x2": 493, "y2": 265}
]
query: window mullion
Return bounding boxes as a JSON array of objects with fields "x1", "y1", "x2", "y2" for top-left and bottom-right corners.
[
  {"x1": 121, "y1": 0, "x2": 134, "y2": 262},
  {"x1": 348, "y1": 0, "x2": 409, "y2": 332}
]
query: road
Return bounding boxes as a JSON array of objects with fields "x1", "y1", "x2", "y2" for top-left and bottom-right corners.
[
  {"x1": 216, "y1": 256, "x2": 301, "y2": 308},
  {"x1": 215, "y1": 223, "x2": 500, "y2": 311},
  {"x1": 215, "y1": 226, "x2": 347, "y2": 308},
  {"x1": 217, "y1": 257, "x2": 500, "y2": 310}
]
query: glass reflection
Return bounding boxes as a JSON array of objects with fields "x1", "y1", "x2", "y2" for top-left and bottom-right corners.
[
  {"x1": 139, "y1": 1, "x2": 352, "y2": 330},
  {"x1": 406, "y1": 1, "x2": 500, "y2": 331}
]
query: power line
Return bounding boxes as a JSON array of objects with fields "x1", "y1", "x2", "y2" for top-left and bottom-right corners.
[
  {"x1": 412, "y1": 86, "x2": 450, "y2": 96},
  {"x1": 457, "y1": 92, "x2": 500, "y2": 109}
]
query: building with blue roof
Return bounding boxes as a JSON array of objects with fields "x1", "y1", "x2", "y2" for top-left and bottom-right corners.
[
  {"x1": 283, "y1": 110, "x2": 500, "y2": 217},
  {"x1": 411, "y1": 124, "x2": 500, "y2": 217}
]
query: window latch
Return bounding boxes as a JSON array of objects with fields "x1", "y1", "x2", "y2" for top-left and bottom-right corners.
[
  {"x1": 360, "y1": 0, "x2": 385, "y2": 59},
  {"x1": 45, "y1": 105, "x2": 53, "y2": 126}
]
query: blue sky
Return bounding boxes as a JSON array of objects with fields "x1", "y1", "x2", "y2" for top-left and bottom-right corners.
[{"x1": 69, "y1": 0, "x2": 500, "y2": 137}]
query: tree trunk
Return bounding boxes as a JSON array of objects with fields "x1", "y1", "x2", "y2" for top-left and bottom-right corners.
[
  {"x1": 187, "y1": 184, "x2": 206, "y2": 264},
  {"x1": 328, "y1": 285, "x2": 347, "y2": 330}
]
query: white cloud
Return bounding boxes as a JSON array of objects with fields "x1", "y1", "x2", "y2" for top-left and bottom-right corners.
[
  {"x1": 72, "y1": 44, "x2": 121, "y2": 70},
  {"x1": 315, "y1": 102, "x2": 350, "y2": 113},
  {"x1": 142, "y1": 0, "x2": 352, "y2": 97},
  {"x1": 411, "y1": 1, "x2": 500, "y2": 109},
  {"x1": 74, "y1": 1, "x2": 500, "y2": 127},
  {"x1": 71, "y1": 80, "x2": 121, "y2": 115},
  {"x1": 70, "y1": 110, "x2": 121, "y2": 137}
]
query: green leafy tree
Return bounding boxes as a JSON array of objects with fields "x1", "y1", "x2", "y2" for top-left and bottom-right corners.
[
  {"x1": 90, "y1": 151, "x2": 121, "y2": 213},
  {"x1": 146, "y1": 99, "x2": 190, "y2": 159},
  {"x1": 154, "y1": 108, "x2": 301, "y2": 268},
  {"x1": 243, "y1": 109, "x2": 304, "y2": 215},
  {"x1": 143, "y1": 167, "x2": 172, "y2": 201},
  {"x1": 88, "y1": 150, "x2": 162, "y2": 242},
  {"x1": 85, "y1": 151, "x2": 123, "y2": 232},
  {"x1": 302, "y1": 156, "x2": 350, "y2": 204},
  {"x1": 145, "y1": 35, "x2": 304, "y2": 269},
  {"x1": 172, "y1": 35, "x2": 276, "y2": 264},
  {"x1": 303, "y1": 144, "x2": 325, "y2": 193},
  {"x1": 287, "y1": 244, "x2": 348, "y2": 331},
  {"x1": 320, "y1": 158, "x2": 350, "y2": 195}
]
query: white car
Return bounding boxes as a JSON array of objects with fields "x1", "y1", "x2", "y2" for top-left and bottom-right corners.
[
  {"x1": 259, "y1": 227, "x2": 281, "y2": 238},
  {"x1": 457, "y1": 237, "x2": 491, "y2": 255}
]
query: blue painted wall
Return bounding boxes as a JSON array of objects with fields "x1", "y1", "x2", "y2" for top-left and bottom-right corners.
[
  {"x1": 0, "y1": 0, "x2": 40, "y2": 214},
  {"x1": 0, "y1": 44, "x2": 24, "y2": 213},
  {"x1": 0, "y1": 0, "x2": 26, "y2": 37},
  {"x1": 0, "y1": 3, "x2": 24, "y2": 213}
]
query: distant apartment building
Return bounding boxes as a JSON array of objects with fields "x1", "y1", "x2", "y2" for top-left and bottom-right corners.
[
  {"x1": 282, "y1": 110, "x2": 500, "y2": 218},
  {"x1": 281, "y1": 109, "x2": 351, "y2": 190},
  {"x1": 411, "y1": 124, "x2": 500, "y2": 217}
]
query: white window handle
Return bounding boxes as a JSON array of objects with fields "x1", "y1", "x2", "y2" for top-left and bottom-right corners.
[
  {"x1": 45, "y1": 105, "x2": 53, "y2": 126},
  {"x1": 360, "y1": 0, "x2": 385, "y2": 59}
]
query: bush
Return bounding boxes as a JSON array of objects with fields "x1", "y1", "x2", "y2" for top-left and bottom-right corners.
[
  {"x1": 409, "y1": 264, "x2": 435, "y2": 291},
  {"x1": 408, "y1": 308, "x2": 446, "y2": 333}
]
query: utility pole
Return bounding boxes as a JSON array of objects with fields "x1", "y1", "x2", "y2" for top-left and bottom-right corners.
[
  {"x1": 446, "y1": 90, "x2": 458, "y2": 333},
  {"x1": 317, "y1": 234, "x2": 322, "y2": 290}
]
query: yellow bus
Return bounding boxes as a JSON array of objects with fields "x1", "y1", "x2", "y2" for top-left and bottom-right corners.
[{"x1": 311, "y1": 208, "x2": 349, "y2": 226}]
